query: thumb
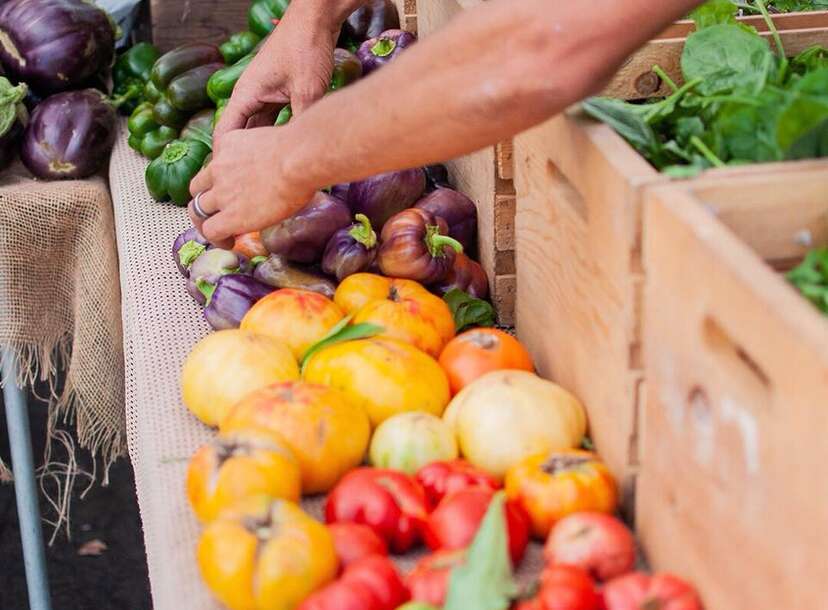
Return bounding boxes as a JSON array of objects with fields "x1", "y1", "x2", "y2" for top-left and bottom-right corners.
[{"x1": 214, "y1": 96, "x2": 264, "y2": 139}]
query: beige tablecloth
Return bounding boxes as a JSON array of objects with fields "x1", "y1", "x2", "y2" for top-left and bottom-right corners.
[{"x1": 0, "y1": 162, "x2": 126, "y2": 480}]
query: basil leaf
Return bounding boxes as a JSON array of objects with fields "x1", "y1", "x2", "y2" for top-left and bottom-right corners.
[{"x1": 443, "y1": 289, "x2": 496, "y2": 332}]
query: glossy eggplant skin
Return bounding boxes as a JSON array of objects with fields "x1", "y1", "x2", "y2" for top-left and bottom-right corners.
[
  {"x1": 150, "y1": 44, "x2": 223, "y2": 90},
  {"x1": 167, "y1": 62, "x2": 225, "y2": 112},
  {"x1": 346, "y1": 168, "x2": 426, "y2": 231},
  {"x1": 433, "y1": 252, "x2": 489, "y2": 299},
  {"x1": 0, "y1": 0, "x2": 116, "y2": 94},
  {"x1": 356, "y1": 29, "x2": 416, "y2": 74},
  {"x1": 414, "y1": 187, "x2": 478, "y2": 253},
  {"x1": 21, "y1": 89, "x2": 116, "y2": 180},
  {"x1": 260, "y1": 192, "x2": 352, "y2": 264},
  {"x1": 253, "y1": 255, "x2": 337, "y2": 299},
  {"x1": 378, "y1": 208, "x2": 463, "y2": 284},
  {"x1": 321, "y1": 214, "x2": 378, "y2": 281},
  {"x1": 343, "y1": 0, "x2": 400, "y2": 42},
  {"x1": 203, "y1": 274, "x2": 274, "y2": 330}
]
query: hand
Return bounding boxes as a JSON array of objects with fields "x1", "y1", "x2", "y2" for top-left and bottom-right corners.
[
  {"x1": 213, "y1": 3, "x2": 340, "y2": 139},
  {"x1": 188, "y1": 127, "x2": 316, "y2": 248}
]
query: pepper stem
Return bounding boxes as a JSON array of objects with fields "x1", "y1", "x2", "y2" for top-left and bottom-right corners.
[
  {"x1": 178, "y1": 240, "x2": 207, "y2": 269},
  {"x1": 371, "y1": 37, "x2": 397, "y2": 58},
  {"x1": 161, "y1": 140, "x2": 190, "y2": 163},
  {"x1": 196, "y1": 279, "x2": 216, "y2": 305},
  {"x1": 426, "y1": 225, "x2": 464, "y2": 258},
  {"x1": 348, "y1": 214, "x2": 377, "y2": 249}
]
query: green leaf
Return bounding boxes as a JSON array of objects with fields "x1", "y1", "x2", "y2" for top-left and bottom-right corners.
[
  {"x1": 444, "y1": 492, "x2": 519, "y2": 610},
  {"x1": 443, "y1": 289, "x2": 496, "y2": 332},
  {"x1": 690, "y1": 0, "x2": 738, "y2": 29},
  {"x1": 788, "y1": 248, "x2": 828, "y2": 314},
  {"x1": 777, "y1": 68, "x2": 828, "y2": 153},
  {"x1": 300, "y1": 315, "x2": 383, "y2": 371},
  {"x1": 0, "y1": 77, "x2": 27, "y2": 139}
]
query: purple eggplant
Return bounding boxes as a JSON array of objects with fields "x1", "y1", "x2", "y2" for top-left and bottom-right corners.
[
  {"x1": 356, "y1": 29, "x2": 416, "y2": 75},
  {"x1": 322, "y1": 214, "x2": 378, "y2": 281},
  {"x1": 0, "y1": 0, "x2": 116, "y2": 94},
  {"x1": 253, "y1": 254, "x2": 337, "y2": 299},
  {"x1": 172, "y1": 226, "x2": 211, "y2": 277},
  {"x1": 261, "y1": 191, "x2": 352, "y2": 264},
  {"x1": 186, "y1": 248, "x2": 251, "y2": 306},
  {"x1": 21, "y1": 89, "x2": 116, "y2": 180},
  {"x1": 202, "y1": 274, "x2": 274, "y2": 330},
  {"x1": 346, "y1": 168, "x2": 426, "y2": 230},
  {"x1": 414, "y1": 187, "x2": 478, "y2": 253},
  {"x1": 0, "y1": 76, "x2": 27, "y2": 171},
  {"x1": 330, "y1": 183, "x2": 350, "y2": 202},
  {"x1": 344, "y1": 0, "x2": 400, "y2": 42}
]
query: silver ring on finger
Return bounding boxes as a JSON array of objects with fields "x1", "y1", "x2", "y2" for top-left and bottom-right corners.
[{"x1": 192, "y1": 191, "x2": 214, "y2": 220}]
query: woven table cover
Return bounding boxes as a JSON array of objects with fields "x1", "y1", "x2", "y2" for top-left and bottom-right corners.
[
  {"x1": 0, "y1": 162, "x2": 126, "y2": 479},
  {"x1": 109, "y1": 123, "x2": 543, "y2": 610}
]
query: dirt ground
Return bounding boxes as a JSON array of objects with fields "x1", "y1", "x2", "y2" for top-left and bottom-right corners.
[{"x1": 0, "y1": 387, "x2": 152, "y2": 610}]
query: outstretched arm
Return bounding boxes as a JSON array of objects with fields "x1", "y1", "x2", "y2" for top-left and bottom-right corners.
[{"x1": 191, "y1": 0, "x2": 703, "y2": 245}]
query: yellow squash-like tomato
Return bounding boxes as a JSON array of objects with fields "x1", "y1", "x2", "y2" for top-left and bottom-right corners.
[
  {"x1": 197, "y1": 497, "x2": 338, "y2": 610},
  {"x1": 241, "y1": 288, "x2": 345, "y2": 360},
  {"x1": 303, "y1": 337, "x2": 451, "y2": 428},
  {"x1": 504, "y1": 450, "x2": 618, "y2": 539},
  {"x1": 334, "y1": 273, "x2": 455, "y2": 358},
  {"x1": 181, "y1": 329, "x2": 300, "y2": 427},
  {"x1": 186, "y1": 429, "x2": 302, "y2": 523},
  {"x1": 220, "y1": 381, "x2": 370, "y2": 494}
]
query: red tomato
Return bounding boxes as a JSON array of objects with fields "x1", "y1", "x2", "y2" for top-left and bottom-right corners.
[
  {"x1": 298, "y1": 555, "x2": 409, "y2": 610},
  {"x1": 406, "y1": 549, "x2": 466, "y2": 606},
  {"x1": 544, "y1": 513, "x2": 636, "y2": 581},
  {"x1": 422, "y1": 487, "x2": 530, "y2": 565},
  {"x1": 326, "y1": 468, "x2": 429, "y2": 553},
  {"x1": 416, "y1": 459, "x2": 500, "y2": 509},
  {"x1": 602, "y1": 572, "x2": 702, "y2": 610},
  {"x1": 513, "y1": 598, "x2": 544, "y2": 610},
  {"x1": 329, "y1": 523, "x2": 388, "y2": 570},
  {"x1": 298, "y1": 579, "x2": 378, "y2": 610},
  {"x1": 539, "y1": 565, "x2": 600, "y2": 610}
]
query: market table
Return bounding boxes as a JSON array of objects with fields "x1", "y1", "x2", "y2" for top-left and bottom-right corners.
[{"x1": 109, "y1": 124, "x2": 544, "y2": 610}]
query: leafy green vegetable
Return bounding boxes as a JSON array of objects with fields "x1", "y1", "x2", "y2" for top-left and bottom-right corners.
[
  {"x1": 299, "y1": 314, "x2": 383, "y2": 371},
  {"x1": 690, "y1": 0, "x2": 738, "y2": 29},
  {"x1": 788, "y1": 248, "x2": 828, "y2": 314},
  {"x1": 444, "y1": 492, "x2": 519, "y2": 610},
  {"x1": 443, "y1": 289, "x2": 496, "y2": 332}
]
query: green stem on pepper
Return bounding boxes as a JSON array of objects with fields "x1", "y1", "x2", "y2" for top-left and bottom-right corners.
[
  {"x1": 371, "y1": 38, "x2": 397, "y2": 58},
  {"x1": 348, "y1": 214, "x2": 378, "y2": 249},
  {"x1": 425, "y1": 225, "x2": 464, "y2": 258}
]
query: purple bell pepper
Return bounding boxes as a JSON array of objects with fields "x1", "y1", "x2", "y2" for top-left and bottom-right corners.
[
  {"x1": 414, "y1": 187, "x2": 478, "y2": 253},
  {"x1": 186, "y1": 248, "x2": 250, "y2": 306},
  {"x1": 172, "y1": 226, "x2": 210, "y2": 277},
  {"x1": 322, "y1": 213, "x2": 378, "y2": 281},
  {"x1": 356, "y1": 29, "x2": 416, "y2": 75},
  {"x1": 346, "y1": 167, "x2": 426, "y2": 231},
  {"x1": 202, "y1": 274, "x2": 274, "y2": 330}
]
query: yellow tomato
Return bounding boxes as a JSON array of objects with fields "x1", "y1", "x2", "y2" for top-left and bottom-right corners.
[
  {"x1": 186, "y1": 430, "x2": 302, "y2": 523},
  {"x1": 181, "y1": 330, "x2": 299, "y2": 427},
  {"x1": 197, "y1": 497, "x2": 338, "y2": 610},
  {"x1": 220, "y1": 381, "x2": 370, "y2": 494},
  {"x1": 303, "y1": 337, "x2": 450, "y2": 428}
]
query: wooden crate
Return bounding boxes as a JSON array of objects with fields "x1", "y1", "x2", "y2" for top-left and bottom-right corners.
[
  {"x1": 418, "y1": 0, "x2": 516, "y2": 324},
  {"x1": 604, "y1": 11, "x2": 828, "y2": 99},
  {"x1": 513, "y1": 108, "x2": 828, "y2": 502},
  {"x1": 150, "y1": 0, "x2": 249, "y2": 50},
  {"x1": 392, "y1": 0, "x2": 418, "y2": 33},
  {"x1": 638, "y1": 172, "x2": 828, "y2": 609}
]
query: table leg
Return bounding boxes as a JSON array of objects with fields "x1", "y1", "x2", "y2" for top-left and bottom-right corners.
[{"x1": 2, "y1": 348, "x2": 53, "y2": 610}]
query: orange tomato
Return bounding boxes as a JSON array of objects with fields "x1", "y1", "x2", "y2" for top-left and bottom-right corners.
[
  {"x1": 186, "y1": 429, "x2": 302, "y2": 523},
  {"x1": 334, "y1": 273, "x2": 455, "y2": 358},
  {"x1": 233, "y1": 232, "x2": 268, "y2": 259},
  {"x1": 241, "y1": 288, "x2": 345, "y2": 360},
  {"x1": 439, "y1": 328, "x2": 534, "y2": 394},
  {"x1": 504, "y1": 450, "x2": 618, "y2": 539},
  {"x1": 221, "y1": 381, "x2": 371, "y2": 494}
]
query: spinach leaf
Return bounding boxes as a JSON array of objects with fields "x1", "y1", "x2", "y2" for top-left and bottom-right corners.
[
  {"x1": 788, "y1": 248, "x2": 828, "y2": 314},
  {"x1": 443, "y1": 289, "x2": 496, "y2": 332},
  {"x1": 690, "y1": 0, "x2": 738, "y2": 29}
]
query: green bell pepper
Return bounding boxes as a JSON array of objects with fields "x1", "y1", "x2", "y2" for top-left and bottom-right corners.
[
  {"x1": 248, "y1": 0, "x2": 290, "y2": 38},
  {"x1": 207, "y1": 52, "x2": 256, "y2": 103},
  {"x1": 212, "y1": 98, "x2": 229, "y2": 130},
  {"x1": 219, "y1": 31, "x2": 261, "y2": 65},
  {"x1": 144, "y1": 80, "x2": 162, "y2": 104},
  {"x1": 112, "y1": 42, "x2": 161, "y2": 114},
  {"x1": 150, "y1": 44, "x2": 224, "y2": 90},
  {"x1": 127, "y1": 102, "x2": 180, "y2": 159},
  {"x1": 145, "y1": 139, "x2": 211, "y2": 205},
  {"x1": 180, "y1": 109, "x2": 215, "y2": 149}
]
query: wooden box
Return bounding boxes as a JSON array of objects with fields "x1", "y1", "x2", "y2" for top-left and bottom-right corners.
[
  {"x1": 513, "y1": 108, "x2": 828, "y2": 500},
  {"x1": 150, "y1": 0, "x2": 250, "y2": 50},
  {"x1": 418, "y1": 0, "x2": 516, "y2": 324},
  {"x1": 392, "y1": 0, "x2": 418, "y2": 33},
  {"x1": 604, "y1": 11, "x2": 828, "y2": 99},
  {"x1": 638, "y1": 172, "x2": 828, "y2": 609}
]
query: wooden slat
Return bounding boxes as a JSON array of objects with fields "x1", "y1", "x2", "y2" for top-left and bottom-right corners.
[
  {"x1": 150, "y1": 0, "x2": 249, "y2": 51},
  {"x1": 496, "y1": 141, "x2": 514, "y2": 181},
  {"x1": 639, "y1": 181, "x2": 828, "y2": 610}
]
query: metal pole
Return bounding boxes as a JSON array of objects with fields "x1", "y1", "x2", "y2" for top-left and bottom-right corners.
[{"x1": 2, "y1": 348, "x2": 53, "y2": 610}]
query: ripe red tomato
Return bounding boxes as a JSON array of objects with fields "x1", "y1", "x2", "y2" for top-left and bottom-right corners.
[
  {"x1": 329, "y1": 523, "x2": 388, "y2": 570},
  {"x1": 406, "y1": 549, "x2": 466, "y2": 606},
  {"x1": 298, "y1": 555, "x2": 409, "y2": 610},
  {"x1": 544, "y1": 513, "x2": 636, "y2": 581},
  {"x1": 539, "y1": 565, "x2": 600, "y2": 610},
  {"x1": 423, "y1": 487, "x2": 530, "y2": 565},
  {"x1": 415, "y1": 459, "x2": 500, "y2": 509},
  {"x1": 602, "y1": 572, "x2": 702, "y2": 610},
  {"x1": 512, "y1": 598, "x2": 544, "y2": 610}
]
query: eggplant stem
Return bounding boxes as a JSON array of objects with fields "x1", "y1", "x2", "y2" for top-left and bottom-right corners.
[{"x1": 348, "y1": 213, "x2": 377, "y2": 249}]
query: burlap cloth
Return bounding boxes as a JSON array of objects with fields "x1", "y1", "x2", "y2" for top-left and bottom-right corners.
[
  {"x1": 0, "y1": 162, "x2": 126, "y2": 488},
  {"x1": 109, "y1": 122, "x2": 543, "y2": 610}
]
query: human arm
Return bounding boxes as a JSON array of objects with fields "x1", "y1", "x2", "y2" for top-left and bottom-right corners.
[{"x1": 192, "y1": 0, "x2": 704, "y2": 244}]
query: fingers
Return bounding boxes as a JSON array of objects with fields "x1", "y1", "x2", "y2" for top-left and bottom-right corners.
[
  {"x1": 214, "y1": 96, "x2": 263, "y2": 140},
  {"x1": 201, "y1": 211, "x2": 236, "y2": 250},
  {"x1": 189, "y1": 163, "x2": 213, "y2": 200}
]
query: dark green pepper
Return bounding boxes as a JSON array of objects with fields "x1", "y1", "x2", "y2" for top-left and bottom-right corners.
[
  {"x1": 181, "y1": 109, "x2": 215, "y2": 149},
  {"x1": 248, "y1": 0, "x2": 290, "y2": 38},
  {"x1": 212, "y1": 98, "x2": 229, "y2": 130},
  {"x1": 207, "y1": 53, "x2": 256, "y2": 103},
  {"x1": 153, "y1": 94, "x2": 190, "y2": 129},
  {"x1": 219, "y1": 31, "x2": 261, "y2": 65},
  {"x1": 145, "y1": 139, "x2": 211, "y2": 205},
  {"x1": 113, "y1": 42, "x2": 161, "y2": 114},
  {"x1": 144, "y1": 80, "x2": 162, "y2": 104},
  {"x1": 167, "y1": 62, "x2": 224, "y2": 112},
  {"x1": 127, "y1": 103, "x2": 180, "y2": 159},
  {"x1": 150, "y1": 43, "x2": 224, "y2": 90}
]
